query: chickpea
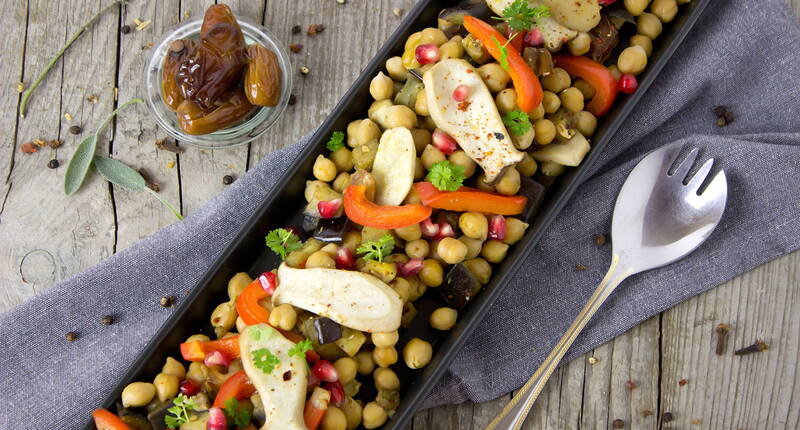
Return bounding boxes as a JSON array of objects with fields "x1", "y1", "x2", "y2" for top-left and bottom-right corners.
[
  {"x1": 464, "y1": 258, "x2": 492, "y2": 284},
  {"x1": 153, "y1": 372, "x2": 180, "y2": 402},
  {"x1": 481, "y1": 239, "x2": 509, "y2": 263},
  {"x1": 404, "y1": 186, "x2": 422, "y2": 204},
  {"x1": 617, "y1": 46, "x2": 648, "y2": 76},
  {"x1": 305, "y1": 180, "x2": 331, "y2": 202},
  {"x1": 651, "y1": 0, "x2": 678, "y2": 22},
  {"x1": 439, "y1": 39, "x2": 464, "y2": 60},
  {"x1": 568, "y1": 32, "x2": 592, "y2": 56},
  {"x1": 305, "y1": 250, "x2": 336, "y2": 269},
  {"x1": 342, "y1": 231, "x2": 362, "y2": 252},
  {"x1": 459, "y1": 236, "x2": 484, "y2": 260},
  {"x1": 393, "y1": 224, "x2": 420, "y2": 242},
  {"x1": 374, "y1": 367, "x2": 400, "y2": 391},
  {"x1": 430, "y1": 307, "x2": 458, "y2": 330},
  {"x1": 630, "y1": 34, "x2": 654, "y2": 56},
  {"x1": 369, "y1": 72, "x2": 394, "y2": 101},
  {"x1": 459, "y1": 212, "x2": 488, "y2": 240},
  {"x1": 541, "y1": 68, "x2": 571, "y2": 93},
  {"x1": 372, "y1": 346, "x2": 398, "y2": 368},
  {"x1": 385, "y1": 56, "x2": 408, "y2": 81},
  {"x1": 448, "y1": 150, "x2": 477, "y2": 178},
  {"x1": 210, "y1": 301, "x2": 237, "y2": 333},
  {"x1": 312, "y1": 154, "x2": 337, "y2": 182},
  {"x1": 542, "y1": 91, "x2": 561, "y2": 114},
  {"x1": 372, "y1": 331, "x2": 399, "y2": 348},
  {"x1": 121, "y1": 382, "x2": 156, "y2": 407},
  {"x1": 421, "y1": 144, "x2": 446, "y2": 170},
  {"x1": 419, "y1": 259, "x2": 443, "y2": 287},
  {"x1": 390, "y1": 277, "x2": 412, "y2": 302},
  {"x1": 162, "y1": 357, "x2": 186, "y2": 379},
  {"x1": 185, "y1": 333, "x2": 210, "y2": 343},
  {"x1": 541, "y1": 161, "x2": 566, "y2": 176},
  {"x1": 186, "y1": 362, "x2": 209, "y2": 384},
  {"x1": 348, "y1": 118, "x2": 382, "y2": 148},
  {"x1": 504, "y1": 218, "x2": 529, "y2": 245},
  {"x1": 332, "y1": 172, "x2": 351, "y2": 193},
  {"x1": 322, "y1": 406, "x2": 348, "y2": 430},
  {"x1": 268, "y1": 304, "x2": 297, "y2": 331},
  {"x1": 379, "y1": 105, "x2": 418, "y2": 130},
  {"x1": 575, "y1": 111, "x2": 598, "y2": 137},
  {"x1": 495, "y1": 167, "x2": 521, "y2": 196},
  {"x1": 329, "y1": 147, "x2": 354, "y2": 173},
  {"x1": 534, "y1": 119, "x2": 556, "y2": 145},
  {"x1": 428, "y1": 239, "x2": 443, "y2": 264},
  {"x1": 608, "y1": 65, "x2": 623, "y2": 81},
  {"x1": 573, "y1": 79, "x2": 596, "y2": 99},
  {"x1": 477, "y1": 63, "x2": 511, "y2": 92},
  {"x1": 420, "y1": 27, "x2": 448, "y2": 45},
  {"x1": 362, "y1": 402, "x2": 388, "y2": 429},
  {"x1": 560, "y1": 87, "x2": 585, "y2": 113},
  {"x1": 414, "y1": 90, "x2": 429, "y2": 116},
  {"x1": 625, "y1": 0, "x2": 649, "y2": 15},
  {"x1": 410, "y1": 128, "x2": 432, "y2": 154},
  {"x1": 405, "y1": 239, "x2": 430, "y2": 259},
  {"x1": 356, "y1": 350, "x2": 375, "y2": 375},
  {"x1": 227, "y1": 272, "x2": 252, "y2": 301},
  {"x1": 403, "y1": 338, "x2": 433, "y2": 369},
  {"x1": 352, "y1": 140, "x2": 379, "y2": 170},
  {"x1": 334, "y1": 357, "x2": 358, "y2": 385},
  {"x1": 637, "y1": 13, "x2": 663, "y2": 39},
  {"x1": 516, "y1": 153, "x2": 538, "y2": 177},
  {"x1": 495, "y1": 88, "x2": 518, "y2": 114},
  {"x1": 437, "y1": 237, "x2": 468, "y2": 265},
  {"x1": 342, "y1": 398, "x2": 363, "y2": 430},
  {"x1": 531, "y1": 102, "x2": 545, "y2": 120}
]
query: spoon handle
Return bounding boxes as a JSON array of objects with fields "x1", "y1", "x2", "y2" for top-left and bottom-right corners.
[{"x1": 485, "y1": 255, "x2": 632, "y2": 430}]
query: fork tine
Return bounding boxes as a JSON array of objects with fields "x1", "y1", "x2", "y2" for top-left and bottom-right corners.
[
  {"x1": 702, "y1": 169, "x2": 728, "y2": 199},
  {"x1": 686, "y1": 158, "x2": 714, "y2": 192},
  {"x1": 671, "y1": 147, "x2": 699, "y2": 180}
]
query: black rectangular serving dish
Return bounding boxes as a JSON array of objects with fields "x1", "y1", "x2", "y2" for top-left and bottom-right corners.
[{"x1": 89, "y1": 1, "x2": 712, "y2": 428}]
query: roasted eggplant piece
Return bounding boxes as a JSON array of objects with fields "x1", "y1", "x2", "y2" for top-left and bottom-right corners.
[
  {"x1": 519, "y1": 177, "x2": 546, "y2": 220},
  {"x1": 314, "y1": 317, "x2": 343, "y2": 344},
  {"x1": 313, "y1": 217, "x2": 351, "y2": 243},
  {"x1": 522, "y1": 47, "x2": 554, "y2": 77},
  {"x1": 588, "y1": 15, "x2": 619, "y2": 64},
  {"x1": 438, "y1": 0, "x2": 491, "y2": 37},
  {"x1": 440, "y1": 263, "x2": 482, "y2": 309}
]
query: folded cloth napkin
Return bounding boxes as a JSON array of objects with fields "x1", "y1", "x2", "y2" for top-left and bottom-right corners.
[{"x1": 1, "y1": 0, "x2": 799, "y2": 427}]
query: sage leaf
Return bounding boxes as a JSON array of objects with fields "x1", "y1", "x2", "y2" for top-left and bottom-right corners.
[
  {"x1": 94, "y1": 155, "x2": 184, "y2": 220},
  {"x1": 64, "y1": 134, "x2": 98, "y2": 195}
]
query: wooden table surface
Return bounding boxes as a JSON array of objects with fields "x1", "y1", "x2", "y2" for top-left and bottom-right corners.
[{"x1": 1, "y1": 1, "x2": 798, "y2": 429}]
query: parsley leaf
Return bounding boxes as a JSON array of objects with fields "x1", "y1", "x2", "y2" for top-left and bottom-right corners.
[
  {"x1": 493, "y1": 0, "x2": 550, "y2": 32},
  {"x1": 252, "y1": 348, "x2": 280, "y2": 374},
  {"x1": 326, "y1": 131, "x2": 345, "y2": 152},
  {"x1": 289, "y1": 338, "x2": 314, "y2": 359},
  {"x1": 491, "y1": 36, "x2": 511, "y2": 71},
  {"x1": 427, "y1": 160, "x2": 466, "y2": 192},
  {"x1": 502, "y1": 110, "x2": 533, "y2": 136},
  {"x1": 164, "y1": 394, "x2": 196, "y2": 429},
  {"x1": 357, "y1": 234, "x2": 395, "y2": 263},
  {"x1": 224, "y1": 397, "x2": 253, "y2": 429},
  {"x1": 265, "y1": 228, "x2": 304, "y2": 260}
]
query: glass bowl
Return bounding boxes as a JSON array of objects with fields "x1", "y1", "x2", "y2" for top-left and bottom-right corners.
[{"x1": 143, "y1": 16, "x2": 293, "y2": 149}]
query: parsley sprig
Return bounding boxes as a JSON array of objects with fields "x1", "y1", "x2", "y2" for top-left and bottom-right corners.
[
  {"x1": 427, "y1": 160, "x2": 466, "y2": 192},
  {"x1": 164, "y1": 394, "x2": 196, "y2": 429},
  {"x1": 326, "y1": 131, "x2": 345, "y2": 152},
  {"x1": 289, "y1": 338, "x2": 314, "y2": 359},
  {"x1": 265, "y1": 228, "x2": 304, "y2": 260},
  {"x1": 252, "y1": 348, "x2": 281, "y2": 374},
  {"x1": 224, "y1": 397, "x2": 253, "y2": 429},
  {"x1": 357, "y1": 234, "x2": 395, "y2": 263},
  {"x1": 503, "y1": 110, "x2": 533, "y2": 136},
  {"x1": 493, "y1": 0, "x2": 550, "y2": 32},
  {"x1": 491, "y1": 35, "x2": 512, "y2": 71}
]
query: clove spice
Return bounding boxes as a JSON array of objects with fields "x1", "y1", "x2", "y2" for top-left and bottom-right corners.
[
  {"x1": 594, "y1": 234, "x2": 607, "y2": 247},
  {"x1": 662, "y1": 412, "x2": 674, "y2": 422},
  {"x1": 289, "y1": 43, "x2": 303, "y2": 53},
  {"x1": 715, "y1": 323, "x2": 730, "y2": 355},
  {"x1": 101, "y1": 315, "x2": 114, "y2": 325},
  {"x1": 734, "y1": 340, "x2": 768, "y2": 356},
  {"x1": 160, "y1": 296, "x2": 175, "y2": 308},
  {"x1": 155, "y1": 138, "x2": 183, "y2": 153},
  {"x1": 65, "y1": 331, "x2": 78, "y2": 342},
  {"x1": 612, "y1": 419, "x2": 625, "y2": 429},
  {"x1": 713, "y1": 106, "x2": 734, "y2": 127}
]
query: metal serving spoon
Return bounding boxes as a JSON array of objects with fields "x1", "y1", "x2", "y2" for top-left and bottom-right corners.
[{"x1": 486, "y1": 143, "x2": 728, "y2": 430}]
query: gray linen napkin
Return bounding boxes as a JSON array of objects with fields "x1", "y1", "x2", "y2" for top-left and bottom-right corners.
[{"x1": 1, "y1": 0, "x2": 799, "y2": 428}]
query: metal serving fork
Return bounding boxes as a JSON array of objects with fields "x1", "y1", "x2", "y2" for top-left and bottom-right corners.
[{"x1": 486, "y1": 143, "x2": 728, "y2": 430}]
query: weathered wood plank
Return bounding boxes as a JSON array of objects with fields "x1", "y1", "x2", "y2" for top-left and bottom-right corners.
[
  {"x1": 521, "y1": 357, "x2": 586, "y2": 430},
  {"x1": 0, "y1": 0, "x2": 119, "y2": 309}
]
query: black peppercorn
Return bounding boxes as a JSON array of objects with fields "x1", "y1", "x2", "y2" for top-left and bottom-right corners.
[
  {"x1": 612, "y1": 419, "x2": 625, "y2": 429},
  {"x1": 47, "y1": 159, "x2": 60, "y2": 169},
  {"x1": 69, "y1": 125, "x2": 82, "y2": 135},
  {"x1": 291, "y1": 25, "x2": 301, "y2": 34},
  {"x1": 222, "y1": 175, "x2": 235, "y2": 185},
  {"x1": 65, "y1": 331, "x2": 78, "y2": 342},
  {"x1": 288, "y1": 94, "x2": 297, "y2": 106},
  {"x1": 160, "y1": 296, "x2": 175, "y2": 308},
  {"x1": 283, "y1": 370, "x2": 292, "y2": 381},
  {"x1": 121, "y1": 24, "x2": 131, "y2": 34},
  {"x1": 662, "y1": 412, "x2": 674, "y2": 422},
  {"x1": 101, "y1": 315, "x2": 114, "y2": 325}
]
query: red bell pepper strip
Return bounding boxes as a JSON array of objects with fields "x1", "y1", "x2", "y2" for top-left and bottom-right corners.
[
  {"x1": 414, "y1": 182, "x2": 527, "y2": 215},
  {"x1": 236, "y1": 276, "x2": 272, "y2": 326},
  {"x1": 92, "y1": 409, "x2": 131, "y2": 430},
  {"x1": 343, "y1": 185, "x2": 432, "y2": 229},
  {"x1": 463, "y1": 16, "x2": 543, "y2": 113},
  {"x1": 304, "y1": 387, "x2": 331, "y2": 430},
  {"x1": 212, "y1": 370, "x2": 256, "y2": 408},
  {"x1": 180, "y1": 335, "x2": 241, "y2": 362},
  {"x1": 553, "y1": 54, "x2": 618, "y2": 116}
]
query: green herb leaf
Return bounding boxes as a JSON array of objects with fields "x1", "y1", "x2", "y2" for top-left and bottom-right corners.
[
  {"x1": 165, "y1": 394, "x2": 196, "y2": 428},
  {"x1": 265, "y1": 228, "x2": 304, "y2": 260},
  {"x1": 252, "y1": 348, "x2": 280, "y2": 374},
  {"x1": 288, "y1": 338, "x2": 314, "y2": 359},
  {"x1": 502, "y1": 110, "x2": 532, "y2": 136},
  {"x1": 427, "y1": 160, "x2": 466, "y2": 192},
  {"x1": 224, "y1": 397, "x2": 253, "y2": 429},
  {"x1": 492, "y1": 36, "x2": 511, "y2": 71},
  {"x1": 93, "y1": 155, "x2": 183, "y2": 220},
  {"x1": 326, "y1": 131, "x2": 345, "y2": 152},
  {"x1": 357, "y1": 234, "x2": 395, "y2": 263},
  {"x1": 493, "y1": 0, "x2": 550, "y2": 32}
]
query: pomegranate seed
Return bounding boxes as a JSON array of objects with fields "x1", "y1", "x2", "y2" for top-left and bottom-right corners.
[
  {"x1": 598, "y1": 0, "x2": 617, "y2": 5},
  {"x1": 398, "y1": 258, "x2": 424, "y2": 277},
  {"x1": 307, "y1": 371, "x2": 321, "y2": 390},
  {"x1": 488, "y1": 215, "x2": 506, "y2": 240},
  {"x1": 618, "y1": 74, "x2": 638, "y2": 94},
  {"x1": 436, "y1": 223, "x2": 456, "y2": 239},
  {"x1": 207, "y1": 407, "x2": 227, "y2": 430},
  {"x1": 415, "y1": 44, "x2": 440, "y2": 65},
  {"x1": 451, "y1": 85, "x2": 470, "y2": 102},
  {"x1": 306, "y1": 349, "x2": 321, "y2": 364},
  {"x1": 432, "y1": 129, "x2": 458, "y2": 155},
  {"x1": 258, "y1": 271, "x2": 278, "y2": 296},
  {"x1": 285, "y1": 226, "x2": 302, "y2": 236},
  {"x1": 421, "y1": 218, "x2": 440, "y2": 238},
  {"x1": 335, "y1": 247, "x2": 355, "y2": 270},
  {"x1": 204, "y1": 350, "x2": 231, "y2": 368},
  {"x1": 317, "y1": 198, "x2": 342, "y2": 219},
  {"x1": 523, "y1": 28, "x2": 544, "y2": 47},
  {"x1": 178, "y1": 379, "x2": 200, "y2": 396},
  {"x1": 324, "y1": 381, "x2": 346, "y2": 407},
  {"x1": 311, "y1": 359, "x2": 339, "y2": 382}
]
